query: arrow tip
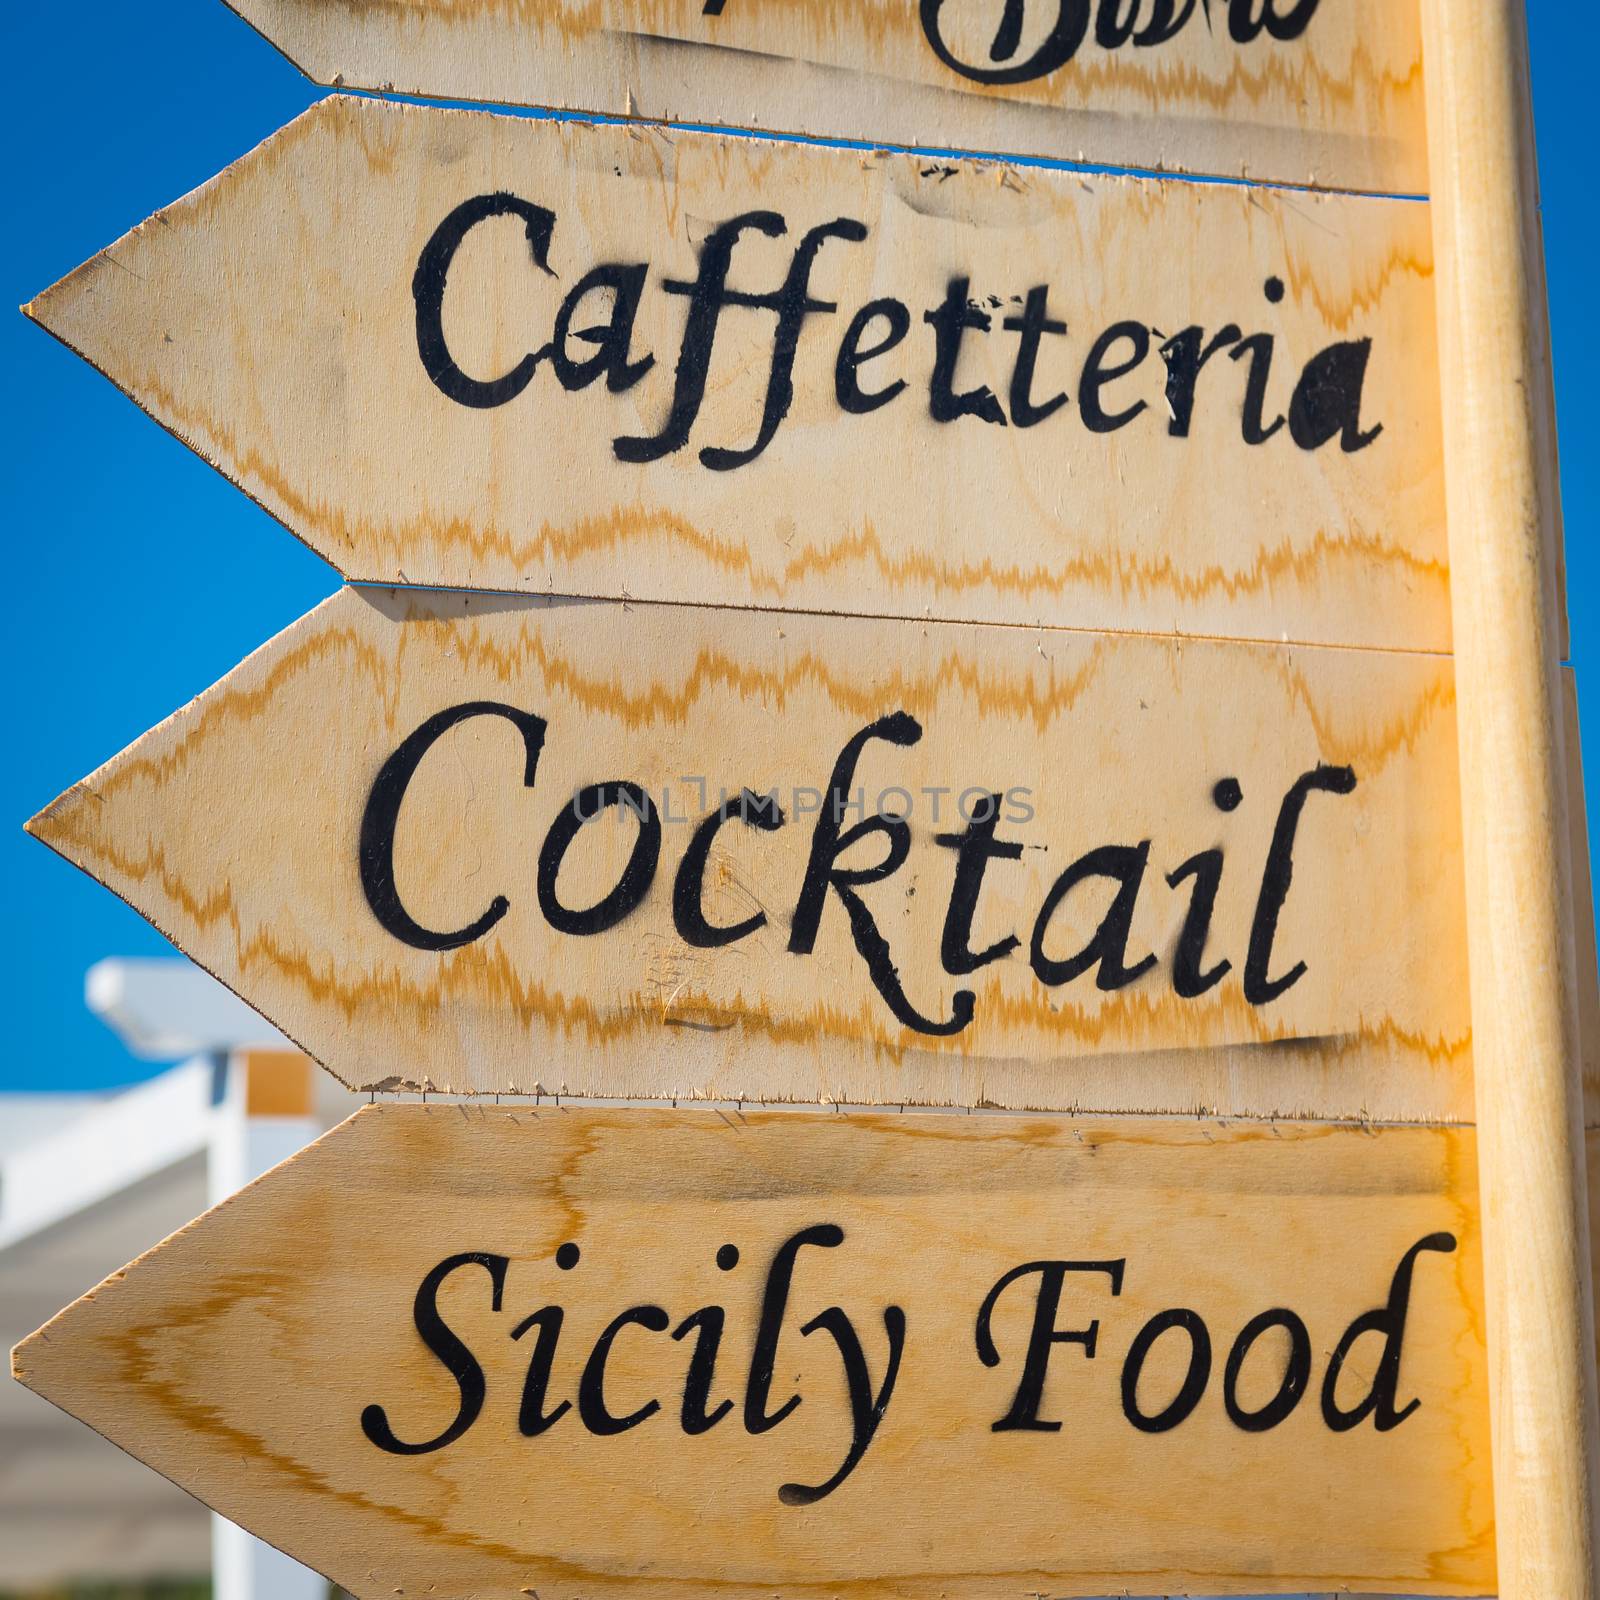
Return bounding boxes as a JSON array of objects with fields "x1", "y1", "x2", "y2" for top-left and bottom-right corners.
[
  {"x1": 25, "y1": 782, "x2": 94, "y2": 856},
  {"x1": 11, "y1": 1321, "x2": 55, "y2": 1395},
  {"x1": 20, "y1": 288, "x2": 67, "y2": 340},
  {"x1": 23, "y1": 244, "x2": 134, "y2": 351},
  {"x1": 24, "y1": 777, "x2": 122, "y2": 899}
]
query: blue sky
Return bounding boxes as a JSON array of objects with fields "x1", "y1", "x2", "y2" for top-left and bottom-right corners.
[{"x1": 3, "y1": 1, "x2": 1594, "y2": 1090}]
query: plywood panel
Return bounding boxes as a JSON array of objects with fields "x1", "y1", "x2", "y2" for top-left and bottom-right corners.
[
  {"x1": 28, "y1": 585, "x2": 1471, "y2": 1116},
  {"x1": 225, "y1": 0, "x2": 1429, "y2": 194},
  {"x1": 13, "y1": 1103, "x2": 1493, "y2": 1598},
  {"x1": 26, "y1": 95, "x2": 1446, "y2": 650}
]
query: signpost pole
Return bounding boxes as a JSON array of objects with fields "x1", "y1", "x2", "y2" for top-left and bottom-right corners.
[{"x1": 1420, "y1": 2, "x2": 1600, "y2": 1591}]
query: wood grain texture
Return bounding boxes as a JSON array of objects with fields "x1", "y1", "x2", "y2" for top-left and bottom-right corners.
[
  {"x1": 25, "y1": 94, "x2": 1448, "y2": 651},
  {"x1": 1566, "y1": 670, "x2": 1600, "y2": 1131},
  {"x1": 223, "y1": 0, "x2": 1428, "y2": 194},
  {"x1": 1420, "y1": 0, "x2": 1600, "y2": 1591},
  {"x1": 28, "y1": 584, "x2": 1471, "y2": 1116},
  {"x1": 1589, "y1": 1129, "x2": 1600, "y2": 1374},
  {"x1": 11, "y1": 1103, "x2": 1493, "y2": 1598}
]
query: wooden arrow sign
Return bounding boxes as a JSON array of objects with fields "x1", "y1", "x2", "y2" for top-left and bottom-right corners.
[
  {"x1": 29, "y1": 584, "x2": 1471, "y2": 1116},
  {"x1": 12, "y1": 1103, "x2": 1493, "y2": 1598},
  {"x1": 224, "y1": 0, "x2": 1429, "y2": 195},
  {"x1": 26, "y1": 95, "x2": 1448, "y2": 652}
]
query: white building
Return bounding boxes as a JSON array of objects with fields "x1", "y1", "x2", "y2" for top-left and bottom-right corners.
[{"x1": 0, "y1": 959, "x2": 357, "y2": 1596}]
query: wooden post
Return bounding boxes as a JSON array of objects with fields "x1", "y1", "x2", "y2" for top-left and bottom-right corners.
[{"x1": 1420, "y1": 2, "x2": 1600, "y2": 1592}]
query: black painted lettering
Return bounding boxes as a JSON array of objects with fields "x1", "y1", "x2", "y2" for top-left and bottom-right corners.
[
  {"x1": 789, "y1": 715, "x2": 975, "y2": 1036},
  {"x1": 1288, "y1": 338, "x2": 1383, "y2": 453},
  {"x1": 835, "y1": 298, "x2": 912, "y2": 415},
  {"x1": 935, "y1": 795, "x2": 1024, "y2": 974},
  {"x1": 548, "y1": 263, "x2": 655, "y2": 394},
  {"x1": 1166, "y1": 849, "x2": 1232, "y2": 998},
  {"x1": 1095, "y1": 0, "x2": 1143, "y2": 48},
  {"x1": 1160, "y1": 324, "x2": 1241, "y2": 437},
  {"x1": 1030, "y1": 842, "x2": 1159, "y2": 991},
  {"x1": 361, "y1": 1252, "x2": 508, "y2": 1455},
  {"x1": 700, "y1": 219, "x2": 868, "y2": 470},
  {"x1": 1003, "y1": 285, "x2": 1069, "y2": 427},
  {"x1": 613, "y1": 212, "x2": 785, "y2": 464},
  {"x1": 920, "y1": 0, "x2": 1092, "y2": 85},
  {"x1": 1229, "y1": 0, "x2": 1321, "y2": 43},
  {"x1": 1231, "y1": 332, "x2": 1286, "y2": 444},
  {"x1": 921, "y1": 0, "x2": 1313, "y2": 82},
  {"x1": 672, "y1": 1306, "x2": 735, "y2": 1434},
  {"x1": 578, "y1": 1306, "x2": 671, "y2": 1435},
  {"x1": 747, "y1": 1224, "x2": 845, "y2": 1434},
  {"x1": 1079, "y1": 320, "x2": 1150, "y2": 432},
  {"x1": 925, "y1": 278, "x2": 1008, "y2": 426},
  {"x1": 538, "y1": 781, "x2": 662, "y2": 936},
  {"x1": 673, "y1": 790, "x2": 786, "y2": 948},
  {"x1": 1322, "y1": 1233, "x2": 1457, "y2": 1432},
  {"x1": 1135, "y1": 0, "x2": 1203, "y2": 46},
  {"x1": 414, "y1": 194, "x2": 555, "y2": 408},
  {"x1": 1244, "y1": 764, "x2": 1358, "y2": 1004},
  {"x1": 512, "y1": 1306, "x2": 570, "y2": 1437},
  {"x1": 360, "y1": 703, "x2": 546, "y2": 953},
  {"x1": 779, "y1": 1304, "x2": 906, "y2": 1505},
  {"x1": 977, "y1": 1259, "x2": 1125, "y2": 1431},
  {"x1": 1223, "y1": 1309, "x2": 1311, "y2": 1431},
  {"x1": 1121, "y1": 1308, "x2": 1211, "y2": 1432}
]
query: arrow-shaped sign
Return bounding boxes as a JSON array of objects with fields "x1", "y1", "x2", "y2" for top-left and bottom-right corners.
[
  {"x1": 224, "y1": 0, "x2": 1428, "y2": 195},
  {"x1": 27, "y1": 95, "x2": 1446, "y2": 651},
  {"x1": 29, "y1": 584, "x2": 1470, "y2": 1115},
  {"x1": 13, "y1": 1103, "x2": 1493, "y2": 1598}
]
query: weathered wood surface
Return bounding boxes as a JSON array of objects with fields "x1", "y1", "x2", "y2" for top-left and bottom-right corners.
[
  {"x1": 224, "y1": 0, "x2": 1429, "y2": 195},
  {"x1": 27, "y1": 95, "x2": 1448, "y2": 651},
  {"x1": 28, "y1": 585, "x2": 1470, "y2": 1117},
  {"x1": 1566, "y1": 670, "x2": 1600, "y2": 1130},
  {"x1": 12, "y1": 1104, "x2": 1493, "y2": 1598},
  {"x1": 1423, "y1": 2, "x2": 1600, "y2": 1592}
]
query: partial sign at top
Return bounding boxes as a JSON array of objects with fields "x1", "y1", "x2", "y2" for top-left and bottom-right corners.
[
  {"x1": 30, "y1": 96, "x2": 1445, "y2": 651},
  {"x1": 226, "y1": 0, "x2": 1428, "y2": 194}
]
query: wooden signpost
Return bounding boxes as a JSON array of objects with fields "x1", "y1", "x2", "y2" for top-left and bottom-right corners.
[
  {"x1": 26, "y1": 95, "x2": 1446, "y2": 650},
  {"x1": 222, "y1": 0, "x2": 1429, "y2": 193},
  {"x1": 13, "y1": 1, "x2": 1600, "y2": 1597},
  {"x1": 14, "y1": 1105, "x2": 1496, "y2": 1597},
  {"x1": 29, "y1": 583, "x2": 1472, "y2": 1114}
]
